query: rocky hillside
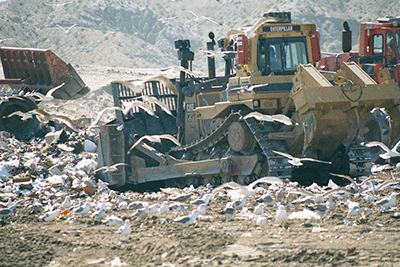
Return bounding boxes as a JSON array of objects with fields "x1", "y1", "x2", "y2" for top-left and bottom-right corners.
[{"x1": 0, "y1": 0, "x2": 399, "y2": 72}]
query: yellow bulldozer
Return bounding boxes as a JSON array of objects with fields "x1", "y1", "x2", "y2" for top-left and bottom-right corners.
[{"x1": 98, "y1": 12, "x2": 400, "y2": 188}]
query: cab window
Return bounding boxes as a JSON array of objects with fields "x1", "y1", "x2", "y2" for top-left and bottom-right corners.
[
  {"x1": 372, "y1": 34, "x2": 383, "y2": 63},
  {"x1": 257, "y1": 36, "x2": 308, "y2": 75},
  {"x1": 395, "y1": 30, "x2": 400, "y2": 59},
  {"x1": 386, "y1": 31, "x2": 397, "y2": 66}
]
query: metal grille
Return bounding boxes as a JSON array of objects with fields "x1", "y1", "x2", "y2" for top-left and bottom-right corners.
[{"x1": 112, "y1": 80, "x2": 177, "y2": 118}]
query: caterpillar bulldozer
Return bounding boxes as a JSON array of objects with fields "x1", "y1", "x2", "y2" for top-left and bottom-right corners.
[
  {"x1": 98, "y1": 12, "x2": 400, "y2": 188},
  {"x1": 0, "y1": 47, "x2": 89, "y2": 139}
]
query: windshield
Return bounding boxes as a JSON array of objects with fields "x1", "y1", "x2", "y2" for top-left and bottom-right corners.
[{"x1": 258, "y1": 37, "x2": 309, "y2": 75}]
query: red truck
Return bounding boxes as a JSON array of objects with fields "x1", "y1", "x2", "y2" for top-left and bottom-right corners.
[{"x1": 319, "y1": 16, "x2": 400, "y2": 85}]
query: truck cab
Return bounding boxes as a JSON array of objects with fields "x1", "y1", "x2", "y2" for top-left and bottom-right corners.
[
  {"x1": 319, "y1": 16, "x2": 400, "y2": 85},
  {"x1": 359, "y1": 16, "x2": 400, "y2": 84}
]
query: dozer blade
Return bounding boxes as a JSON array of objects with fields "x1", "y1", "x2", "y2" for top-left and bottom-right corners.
[{"x1": 0, "y1": 47, "x2": 89, "y2": 99}]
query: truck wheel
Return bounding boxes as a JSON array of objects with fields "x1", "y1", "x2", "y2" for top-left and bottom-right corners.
[{"x1": 0, "y1": 96, "x2": 40, "y2": 140}]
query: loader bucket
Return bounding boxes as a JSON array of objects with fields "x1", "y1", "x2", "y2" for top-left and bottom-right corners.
[{"x1": 0, "y1": 47, "x2": 89, "y2": 100}]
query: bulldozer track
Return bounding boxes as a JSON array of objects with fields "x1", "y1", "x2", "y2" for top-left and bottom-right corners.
[
  {"x1": 348, "y1": 142, "x2": 372, "y2": 176},
  {"x1": 242, "y1": 117, "x2": 292, "y2": 179},
  {"x1": 173, "y1": 112, "x2": 241, "y2": 154},
  {"x1": 173, "y1": 111, "x2": 293, "y2": 180}
]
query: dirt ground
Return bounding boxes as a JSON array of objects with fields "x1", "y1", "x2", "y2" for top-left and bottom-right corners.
[
  {"x1": 1, "y1": 65, "x2": 400, "y2": 267},
  {"x1": 1, "y1": 183, "x2": 400, "y2": 267}
]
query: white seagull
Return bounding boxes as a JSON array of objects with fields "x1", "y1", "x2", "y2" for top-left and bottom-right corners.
[
  {"x1": 39, "y1": 209, "x2": 60, "y2": 222},
  {"x1": 362, "y1": 140, "x2": 400, "y2": 159},
  {"x1": 256, "y1": 190, "x2": 277, "y2": 205},
  {"x1": 347, "y1": 200, "x2": 364, "y2": 219},
  {"x1": 6, "y1": 111, "x2": 34, "y2": 121},
  {"x1": 112, "y1": 75, "x2": 178, "y2": 95},
  {"x1": 173, "y1": 210, "x2": 199, "y2": 225},
  {"x1": 275, "y1": 205, "x2": 287, "y2": 225},
  {"x1": 185, "y1": 10, "x2": 222, "y2": 26},
  {"x1": 199, "y1": 48, "x2": 237, "y2": 58},
  {"x1": 132, "y1": 206, "x2": 149, "y2": 219},
  {"x1": 273, "y1": 150, "x2": 331, "y2": 166},
  {"x1": 127, "y1": 134, "x2": 182, "y2": 154},
  {"x1": 0, "y1": 38, "x2": 19, "y2": 45},
  {"x1": 374, "y1": 192, "x2": 397, "y2": 209},
  {"x1": 116, "y1": 219, "x2": 131, "y2": 240},
  {"x1": 160, "y1": 66, "x2": 198, "y2": 78},
  {"x1": 289, "y1": 187, "x2": 355, "y2": 204},
  {"x1": 56, "y1": 23, "x2": 77, "y2": 34},
  {"x1": 139, "y1": 95, "x2": 174, "y2": 117},
  {"x1": 213, "y1": 176, "x2": 285, "y2": 197},
  {"x1": 91, "y1": 208, "x2": 106, "y2": 220},
  {"x1": 197, "y1": 204, "x2": 207, "y2": 215},
  {"x1": 122, "y1": 100, "x2": 157, "y2": 117},
  {"x1": 60, "y1": 196, "x2": 71, "y2": 210},
  {"x1": 157, "y1": 16, "x2": 177, "y2": 24},
  {"x1": 31, "y1": 83, "x2": 65, "y2": 101},
  {"x1": 159, "y1": 201, "x2": 170, "y2": 214},
  {"x1": 72, "y1": 201, "x2": 91, "y2": 216},
  {"x1": 7, "y1": 109, "x2": 77, "y2": 131},
  {"x1": 90, "y1": 106, "x2": 124, "y2": 128},
  {"x1": 94, "y1": 163, "x2": 130, "y2": 173},
  {"x1": 243, "y1": 111, "x2": 293, "y2": 126},
  {"x1": 223, "y1": 202, "x2": 237, "y2": 220},
  {"x1": 190, "y1": 193, "x2": 213, "y2": 207},
  {"x1": 253, "y1": 203, "x2": 264, "y2": 215},
  {"x1": 102, "y1": 215, "x2": 123, "y2": 226}
]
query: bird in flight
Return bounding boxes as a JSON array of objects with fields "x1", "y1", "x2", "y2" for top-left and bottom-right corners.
[
  {"x1": 273, "y1": 150, "x2": 331, "y2": 166},
  {"x1": 213, "y1": 176, "x2": 285, "y2": 197},
  {"x1": 243, "y1": 111, "x2": 293, "y2": 126},
  {"x1": 89, "y1": 106, "x2": 124, "y2": 128},
  {"x1": 6, "y1": 109, "x2": 77, "y2": 132},
  {"x1": 43, "y1": 0, "x2": 77, "y2": 7},
  {"x1": 127, "y1": 134, "x2": 182, "y2": 154},
  {"x1": 185, "y1": 10, "x2": 222, "y2": 26},
  {"x1": 160, "y1": 66, "x2": 199, "y2": 78},
  {"x1": 56, "y1": 23, "x2": 77, "y2": 34},
  {"x1": 157, "y1": 16, "x2": 177, "y2": 24},
  {"x1": 137, "y1": 95, "x2": 174, "y2": 117},
  {"x1": 94, "y1": 163, "x2": 130, "y2": 174},
  {"x1": 30, "y1": 83, "x2": 65, "y2": 102},
  {"x1": 199, "y1": 48, "x2": 237, "y2": 58},
  {"x1": 122, "y1": 100, "x2": 157, "y2": 118},
  {"x1": 361, "y1": 140, "x2": 400, "y2": 159},
  {"x1": 289, "y1": 187, "x2": 355, "y2": 204},
  {"x1": 112, "y1": 75, "x2": 178, "y2": 95},
  {"x1": 0, "y1": 38, "x2": 20, "y2": 45}
]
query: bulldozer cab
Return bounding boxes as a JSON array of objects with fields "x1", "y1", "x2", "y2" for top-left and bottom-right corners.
[{"x1": 257, "y1": 36, "x2": 309, "y2": 75}]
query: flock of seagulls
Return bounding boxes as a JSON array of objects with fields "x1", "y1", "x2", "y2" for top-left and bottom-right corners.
[
  {"x1": 0, "y1": 124, "x2": 399, "y2": 246},
  {"x1": 112, "y1": 75, "x2": 179, "y2": 95},
  {"x1": 6, "y1": 108, "x2": 78, "y2": 132},
  {"x1": 362, "y1": 140, "x2": 400, "y2": 159}
]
